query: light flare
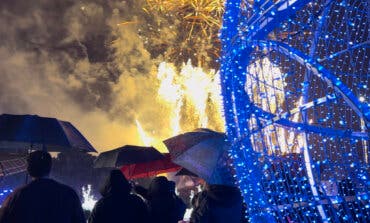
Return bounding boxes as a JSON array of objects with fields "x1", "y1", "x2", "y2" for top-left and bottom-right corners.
[
  {"x1": 135, "y1": 119, "x2": 168, "y2": 152},
  {"x1": 135, "y1": 119, "x2": 154, "y2": 146}
]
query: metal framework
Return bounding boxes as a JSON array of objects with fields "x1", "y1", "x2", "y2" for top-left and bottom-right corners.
[{"x1": 220, "y1": 0, "x2": 369, "y2": 222}]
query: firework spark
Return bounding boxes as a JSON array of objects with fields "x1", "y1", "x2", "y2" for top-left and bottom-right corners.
[
  {"x1": 156, "y1": 61, "x2": 224, "y2": 135},
  {"x1": 143, "y1": 0, "x2": 224, "y2": 68}
]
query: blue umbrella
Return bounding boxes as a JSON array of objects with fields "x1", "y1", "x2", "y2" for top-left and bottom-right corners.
[
  {"x1": 0, "y1": 114, "x2": 96, "y2": 153},
  {"x1": 164, "y1": 128, "x2": 234, "y2": 185}
]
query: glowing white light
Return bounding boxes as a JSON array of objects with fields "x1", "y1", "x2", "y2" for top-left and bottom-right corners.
[
  {"x1": 246, "y1": 57, "x2": 303, "y2": 153},
  {"x1": 82, "y1": 185, "x2": 97, "y2": 211},
  {"x1": 183, "y1": 208, "x2": 193, "y2": 221},
  {"x1": 157, "y1": 60, "x2": 225, "y2": 135}
]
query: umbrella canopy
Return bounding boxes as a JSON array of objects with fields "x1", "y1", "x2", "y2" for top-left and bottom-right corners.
[
  {"x1": 164, "y1": 128, "x2": 234, "y2": 185},
  {"x1": 163, "y1": 128, "x2": 225, "y2": 158},
  {"x1": 94, "y1": 145, "x2": 164, "y2": 168},
  {"x1": 175, "y1": 168, "x2": 198, "y2": 177},
  {"x1": 121, "y1": 153, "x2": 181, "y2": 179},
  {"x1": 0, "y1": 114, "x2": 96, "y2": 153}
]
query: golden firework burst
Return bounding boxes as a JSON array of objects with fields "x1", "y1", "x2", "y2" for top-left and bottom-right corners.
[
  {"x1": 146, "y1": 0, "x2": 223, "y2": 37},
  {"x1": 144, "y1": 0, "x2": 224, "y2": 68}
]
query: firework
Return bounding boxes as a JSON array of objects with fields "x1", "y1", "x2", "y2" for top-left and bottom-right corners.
[
  {"x1": 156, "y1": 61, "x2": 225, "y2": 135},
  {"x1": 143, "y1": 0, "x2": 224, "y2": 68}
]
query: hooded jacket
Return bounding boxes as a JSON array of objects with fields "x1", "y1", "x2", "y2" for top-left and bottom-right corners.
[
  {"x1": 88, "y1": 170, "x2": 149, "y2": 223},
  {"x1": 0, "y1": 178, "x2": 85, "y2": 223},
  {"x1": 190, "y1": 185, "x2": 243, "y2": 223}
]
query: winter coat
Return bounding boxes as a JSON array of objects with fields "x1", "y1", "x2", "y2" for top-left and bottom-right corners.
[
  {"x1": 190, "y1": 185, "x2": 243, "y2": 223},
  {"x1": 88, "y1": 169, "x2": 149, "y2": 223},
  {"x1": 147, "y1": 177, "x2": 186, "y2": 223},
  {"x1": 0, "y1": 178, "x2": 85, "y2": 223}
]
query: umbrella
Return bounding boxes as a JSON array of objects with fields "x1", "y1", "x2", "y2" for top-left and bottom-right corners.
[
  {"x1": 120, "y1": 153, "x2": 181, "y2": 179},
  {"x1": 175, "y1": 168, "x2": 198, "y2": 177},
  {"x1": 94, "y1": 145, "x2": 164, "y2": 168},
  {"x1": 163, "y1": 128, "x2": 225, "y2": 158},
  {"x1": 0, "y1": 114, "x2": 96, "y2": 153},
  {"x1": 164, "y1": 128, "x2": 234, "y2": 185},
  {"x1": 0, "y1": 154, "x2": 27, "y2": 177}
]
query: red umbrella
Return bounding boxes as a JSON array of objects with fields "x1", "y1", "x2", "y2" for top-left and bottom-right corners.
[{"x1": 120, "y1": 153, "x2": 181, "y2": 179}]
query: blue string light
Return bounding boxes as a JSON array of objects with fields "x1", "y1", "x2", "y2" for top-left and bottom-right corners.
[
  {"x1": 220, "y1": 0, "x2": 369, "y2": 222},
  {"x1": 0, "y1": 188, "x2": 13, "y2": 205}
]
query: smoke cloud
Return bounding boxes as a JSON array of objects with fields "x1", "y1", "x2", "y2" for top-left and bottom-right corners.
[
  {"x1": 0, "y1": 0, "x2": 224, "y2": 152},
  {"x1": 0, "y1": 0, "x2": 157, "y2": 151}
]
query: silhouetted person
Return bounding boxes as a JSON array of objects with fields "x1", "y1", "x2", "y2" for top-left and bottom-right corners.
[
  {"x1": 147, "y1": 176, "x2": 186, "y2": 223},
  {"x1": 88, "y1": 170, "x2": 149, "y2": 223},
  {"x1": 0, "y1": 150, "x2": 85, "y2": 223},
  {"x1": 190, "y1": 184, "x2": 243, "y2": 223}
]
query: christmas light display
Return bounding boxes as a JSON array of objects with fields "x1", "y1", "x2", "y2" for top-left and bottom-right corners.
[{"x1": 220, "y1": 0, "x2": 369, "y2": 222}]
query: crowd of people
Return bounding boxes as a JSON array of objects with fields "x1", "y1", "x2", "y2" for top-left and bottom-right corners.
[{"x1": 0, "y1": 150, "x2": 244, "y2": 223}]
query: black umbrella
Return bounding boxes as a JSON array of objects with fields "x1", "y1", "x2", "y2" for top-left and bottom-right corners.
[
  {"x1": 175, "y1": 168, "x2": 198, "y2": 177},
  {"x1": 94, "y1": 145, "x2": 164, "y2": 168},
  {"x1": 0, "y1": 114, "x2": 96, "y2": 153}
]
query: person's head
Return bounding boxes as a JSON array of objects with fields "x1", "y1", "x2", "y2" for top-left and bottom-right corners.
[
  {"x1": 27, "y1": 150, "x2": 52, "y2": 178},
  {"x1": 148, "y1": 176, "x2": 171, "y2": 197},
  {"x1": 100, "y1": 169, "x2": 131, "y2": 197}
]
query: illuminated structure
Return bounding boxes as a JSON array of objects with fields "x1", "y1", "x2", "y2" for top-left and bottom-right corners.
[{"x1": 220, "y1": 0, "x2": 369, "y2": 222}]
